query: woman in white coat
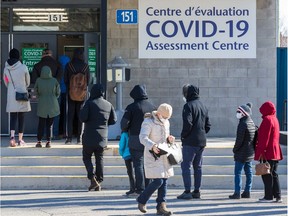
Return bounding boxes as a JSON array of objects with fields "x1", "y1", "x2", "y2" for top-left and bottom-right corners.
[
  {"x1": 3, "y1": 48, "x2": 31, "y2": 147},
  {"x1": 137, "y1": 103, "x2": 174, "y2": 216}
]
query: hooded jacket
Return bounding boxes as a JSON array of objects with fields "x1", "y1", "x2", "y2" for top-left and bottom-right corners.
[
  {"x1": 254, "y1": 101, "x2": 283, "y2": 161},
  {"x1": 181, "y1": 85, "x2": 211, "y2": 147},
  {"x1": 3, "y1": 60, "x2": 31, "y2": 113},
  {"x1": 79, "y1": 84, "x2": 117, "y2": 147},
  {"x1": 233, "y1": 116, "x2": 256, "y2": 162},
  {"x1": 121, "y1": 85, "x2": 156, "y2": 151},
  {"x1": 34, "y1": 66, "x2": 60, "y2": 118}
]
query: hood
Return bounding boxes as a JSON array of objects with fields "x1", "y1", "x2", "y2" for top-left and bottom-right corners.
[
  {"x1": 186, "y1": 84, "x2": 200, "y2": 101},
  {"x1": 130, "y1": 85, "x2": 148, "y2": 101},
  {"x1": 90, "y1": 84, "x2": 104, "y2": 99},
  {"x1": 5, "y1": 60, "x2": 21, "y2": 69},
  {"x1": 259, "y1": 101, "x2": 276, "y2": 117},
  {"x1": 40, "y1": 66, "x2": 52, "y2": 79}
]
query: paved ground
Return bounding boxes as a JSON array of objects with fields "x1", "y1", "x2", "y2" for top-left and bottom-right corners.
[{"x1": 0, "y1": 189, "x2": 287, "y2": 216}]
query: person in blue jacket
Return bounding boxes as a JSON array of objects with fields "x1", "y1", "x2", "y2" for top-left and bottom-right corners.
[{"x1": 119, "y1": 131, "x2": 136, "y2": 196}]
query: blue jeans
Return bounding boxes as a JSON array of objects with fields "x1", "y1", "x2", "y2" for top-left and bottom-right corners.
[
  {"x1": 234, "y1": 161, "x2": 253, "y2": 194},
  {"x1": 181, "y1": 145, "x2": 204, "y2": 191},
  {"x1": 137, "y1": 178, "x2": 167, "y2": 207},
  {"x1": 130, "y1": 149, "x2": 145, "y2": 192}
]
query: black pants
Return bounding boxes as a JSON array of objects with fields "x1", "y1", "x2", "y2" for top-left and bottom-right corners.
[
  {"x1": 67, "y1": 97, "x2": 83, "y2": 140},
  {"x1": 261, "y1": 160, "x2": 281, "y2": 200},
  {"x1": 82, "y1": 145, "x2": 104, "y2": 183},
  {"x1": 10, "y1": 112, "x2": 25, "y2": 133},
  {"x1": 125, "y1": 159, "x2": 136, "y2": 191},
  {"x1": 37, "y1": 117, "x2": 54, "y2": 142}
]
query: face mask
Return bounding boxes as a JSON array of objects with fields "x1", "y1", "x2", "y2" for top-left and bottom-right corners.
[
  {"x1": 183, "y1": 97, "x2": 186, "y2": 102},
  {"x1": 236, "y1": 113, "x2": 243, "y2": 119}
]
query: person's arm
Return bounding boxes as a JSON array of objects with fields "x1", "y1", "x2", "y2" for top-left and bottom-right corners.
[
  {"x1": 255, "y1": 118, "x2": 272, "y2": 160},
  {"x1": 233, "y1": 122, "x2": 246, "y2": 153},
  {"x1": 181, "y1": 104, "x2": 193, "y2": 139},
  {"x1": 139, "y1": 119, "x2": 155, "y2": 150},
  {"x1": 121, "y1": 107, "x2": 132, "y2": 132},
  {"x1": 24, "y1": 65, "x2": 30, "y2": 88},
  {"x1": 205, "y1": 109, "x2": 211, "y2": 133},
  {"x1": 108, "y1": 104, "x2": 117, "y2": 125},
  {"x1": 55, "y1": 79, "x2": 61, "y2": 98},
  {"x1": 79, "y1": 102, "x2": 90, "y2": 123}
]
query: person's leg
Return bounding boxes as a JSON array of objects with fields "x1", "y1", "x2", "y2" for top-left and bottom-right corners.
[
  {"x1": 137, "y1": 178, "x2": 163, "y2": 205},
  {"x1": 9, "y1": 112, "x2": 17, "y2": 146},
  {"x1": 37, "y1": 117, "x2": 46, "y2": 143},
  {"x1": 261, "y1": 161, "x2": 273, "y2": 200},
  {"x1": 156, "y1": 178, "x2": 167, "y2": 205},
  {"x1": 243, "y1": 161, "x2": 253, "y2": 193},
  {"x1": 66, "y1": 98, "x2": 75, "y2": 142},
  {"x1": 125, "y1": 159, "x2": 135, "y2": 192},
  {"x1": 82, "y1": 147, "x2": 94, "y2": 180},
  {"x1": 270, "y1": 161, "x2": 281, "y2": 200},
  {"x1": 181, "y1": 145, "x2": 194, "y2": 192},
  {"x1": 46, "y1": 117, "x2": 54, "y2": 142},
  {"x1": 94, "y1": 145, "x2": 104, "y2": 183},
  {"x1": 130, "y1": 149, "x2": 145, "y2": 193},
  {"x1": 192, "y1": 147, "x2": 204, "y2": 191},
  {"x1": 234, "y1": 161, "x2": 244, "y2": 194},
  {"x1": 17, "y1": 112, "x2": 25, "y2": 145},
  {"x1": 76, "y1": 101, "x2": 84, "y2": 143}
]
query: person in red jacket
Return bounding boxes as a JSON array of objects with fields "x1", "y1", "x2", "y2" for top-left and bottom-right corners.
[{"x1": 254, "y1": 101, "x2": 283, "y2": 203}]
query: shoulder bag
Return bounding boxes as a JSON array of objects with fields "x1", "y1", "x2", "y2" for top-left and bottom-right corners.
[
  {"x1": 158, "y1": 142, "x2": 183, "y2": 166},
  {"x1": 7, "y1": 69, "x2": 29, "y2": 101},
  {"x1": 255, "y1": 155, "x2": 271, "y2": 175}
]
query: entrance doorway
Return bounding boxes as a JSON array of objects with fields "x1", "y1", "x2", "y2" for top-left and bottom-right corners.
[{"x1": 1, "y1": 33, "x2": 99, "y2": 135}]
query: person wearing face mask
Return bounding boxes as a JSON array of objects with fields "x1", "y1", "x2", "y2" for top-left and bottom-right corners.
[
  {"x1": 229, "y1": 103, "x2": 256, "y2": 199},
  {"x1": 137, "y1": 103, "x2": 174, "y2": 215},
  {"x1": 177, "y1": 84, "x2": 211, "y2": 200}
]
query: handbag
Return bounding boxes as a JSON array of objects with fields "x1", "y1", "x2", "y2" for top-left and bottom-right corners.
[
  {"x1": 158, "y1": 142, "x2": 183, "y2": 165},
  {"x1": 255, "y1": 156, "x2": 271, "y2": 175},
  {"x1": 7, "y1": 69, "x2": 29, "y2": 101}
]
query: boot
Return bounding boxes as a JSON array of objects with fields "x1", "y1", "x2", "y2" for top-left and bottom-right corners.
[
  {"x1": 229, "y1": 193, "x2": 240, "y2": 199},
  {"x1": 138, "y1": 203, "x2": 147, "y2": 213},
  {"x1": 88, "y1": 177, "x2": 100, "y2": 191},
  {"x1": 241, "y1": 191, "x2": 250, "y2": 198},
  {"x1": 156, "y1": 202, "x2": 172, "y2": 215}
]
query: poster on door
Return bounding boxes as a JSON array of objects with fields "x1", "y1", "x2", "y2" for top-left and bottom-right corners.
[
  {"x1": 22, "y1": 48, "x2": 44, "y2": 72},
  {"x1": 88, "y1": 47, "x2": 96, "y2": 73},
  {"x1": 138, "y1": 0, "x2": 256, "y2": 59}
]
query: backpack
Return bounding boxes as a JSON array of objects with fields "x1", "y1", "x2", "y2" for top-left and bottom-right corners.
[{"x1": 68, "y1": 63, "x2": 88, "y2": 101}]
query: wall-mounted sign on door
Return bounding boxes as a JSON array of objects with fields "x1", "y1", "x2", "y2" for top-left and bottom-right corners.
[{"x1": 22, "y1": 48, "x2": 44, "y2": 72}]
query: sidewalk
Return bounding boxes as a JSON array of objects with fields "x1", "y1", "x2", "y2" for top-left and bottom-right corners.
[{"x1": 0, "y1": 189, "x2": 287, "y2": 216}]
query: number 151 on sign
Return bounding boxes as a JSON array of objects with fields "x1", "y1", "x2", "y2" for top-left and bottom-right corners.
[{"x1": 116, "y1": 10, "x2": 138, "y2": 24}]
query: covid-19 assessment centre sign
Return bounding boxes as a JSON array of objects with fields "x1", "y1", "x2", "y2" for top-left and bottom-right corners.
[{"x1": 138, "y1": 0, "x2": 256, "y2": 59}]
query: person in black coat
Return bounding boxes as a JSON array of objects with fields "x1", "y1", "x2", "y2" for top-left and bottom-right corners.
[
  {"x1": 121, "y1": 84, "x2": 156, "y2": 195},
  {"x1": 229, "y1": 103, "x2": 256, "y2": 199},
  {"x1": 79, "y1": 84, "x2": 117, "y2": 191},
  {"x1": 177, "y1": 84, "x2": 211, "y2": 200}
]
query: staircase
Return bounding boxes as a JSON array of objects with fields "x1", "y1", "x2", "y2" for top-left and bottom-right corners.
[{"x1": 0, "y1": 138, "x2": 287, "y2": 190}]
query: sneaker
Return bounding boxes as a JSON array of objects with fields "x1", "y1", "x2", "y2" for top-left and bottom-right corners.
[
  {"x1": 258, "y1": 198, "x2": 273, "y2": 202},
  {"x1": 191, "y1": 191, "x2": 201, "y2": 199},
  {"x1": 45, "y1": 141, "x2": 51, "y2": 148},
  {"x1": 65, "y1": 139, "x2": 72, "y2": 144},
  {"x1": 35, "y1": 141, "x2": 42, "y2": 148},
  {"x1": 241, "y1": 191, "x2": 250, "y2": 198},
  {"x1": 138, "y1": 203, "x2": 147, "y2": 213},
  {"x1": 9, "y1": 137, "x2": 16, "y2": 147},
  {"x1": 275, "y1": 198, "x2": 283, "y2": 203},
  {"x1": 177, "y1": 191, "x2": 193, "y2": 200},
  {"x1": 229, "y1": 193, "x2": 240, "y2": 199},
  {"x1": 18, "y1": 140, "x2": 26, "y2": 146}
]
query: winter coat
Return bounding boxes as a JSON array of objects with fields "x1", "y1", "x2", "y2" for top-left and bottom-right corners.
[
  {"x1": 139, "y1": 112, "x2": 174, "y2": 179},
  {"x1": 3, "y1": 60, "x2": 31, "y2": 113},
  {"x1": 79, "y1": 84, "x2": 117, "y2": 148},
  {"x1": 31, "y1": 56, "x2": 63, "y2": 84},
  {"x1": 121, "y1": 85, "x2": 157, "y2": 151},
  {"x1": 34, "y1": 67, "x2": 60, "y2": 118},
  {"x1": 254, "y1": 101, "x2": 283, "y2": 161},
  {"x1": 233, "y1": 116, "x2": 256, "y2": 163},
  {"x1": 181, "y1": 85, "x2": 211, "y2": 147},
  {"x1": 119, "y1": 132, "x2": 131, "y2": 160}
]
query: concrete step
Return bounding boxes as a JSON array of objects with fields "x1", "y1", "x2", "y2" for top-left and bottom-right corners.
[
  {"x1": 1, "y1": 174, "x2": 287, "y2": 190},
  {"x1": 1, "y1": 164, "x2": 287, "y2": 175}
]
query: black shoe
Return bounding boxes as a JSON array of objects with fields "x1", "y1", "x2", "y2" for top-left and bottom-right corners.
[
  {"x1": 35, "y1": 141, "x2": 42, "y2": 148},
  {"x1": 45, "y1": 141, "x2": 51, "y2": 148},
  {"x1": 177, "y1": 191, "x2": 193, "y2": 200},
  {"x1": 241, "y1": 191, "x2": 250, "y2": 198},
  {"x1": 65, "y1": 139, "x2": 72, "y2": 144},
  {"x1": 88, "y1": 177, "x2": 100, "y2": 191},
  {"x1": 229, "y1": 193, "x2": 240, "y2": 199},
  {"x1": 126, "y1": 190, "x2": 136, "y2": 195},
  {"x1": 191, "y1": 191, "x2": 201, "y2": 199}
]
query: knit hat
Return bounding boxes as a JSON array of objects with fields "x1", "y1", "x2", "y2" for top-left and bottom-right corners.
[
  {"x1": 157, "y1": 103, "x2": 173, "y2": 119},
  {"x1": 237, "y1": 103, "x2": 252, "y2": 116},
  {"x1": 9, "y1": 48, "x2": 20, "y2": 60}
]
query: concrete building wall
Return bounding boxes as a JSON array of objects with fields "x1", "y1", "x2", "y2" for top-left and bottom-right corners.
[{"x1": 107, "y1": 0, "x2": 276, "y2": 137}]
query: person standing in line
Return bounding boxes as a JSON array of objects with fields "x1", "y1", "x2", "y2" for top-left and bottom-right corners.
[
  {"x1": 137, "y1": 103, "x2": 174, "y2": 215},
  {"x1": 3, "y1": 48, "x2": 31, "y2": 147},
  {"x1": 64, "y1": 48, "x2": 90, "y2": 144},
  {"x1": 34, "y1": 66, "x2": 60, "y2": 148},
  {"x1": 229, "y1": 103, "x2": 256, "y2": 199},
  {"x1": 254, "y1": 101, "x2": 283, "y2": 203},
  {"x1": 121, "y1": 84, "x2": 157, "y2": 195},
  {"x1": 79, "y1": 84, "x2": 117, "y2": 191},
  {"x1": 177, "y1": 84, "x2": 211, "y2": 200},
  {"x1": 31, "y1": 48, "x2": 62, "y2": 84}
]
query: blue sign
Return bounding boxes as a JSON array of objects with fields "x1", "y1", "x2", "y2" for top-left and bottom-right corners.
[{"x1": 116, "y1": 10, "x2": 138, "y2": 24}]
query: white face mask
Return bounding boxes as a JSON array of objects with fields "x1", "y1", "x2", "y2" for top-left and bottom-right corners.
[
  {"x1": 183, "y1": 97, "x2": 186, "y2": 102},
  {"x1": 236, "y1": 113, "x2": 243, "y2": 119}
]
